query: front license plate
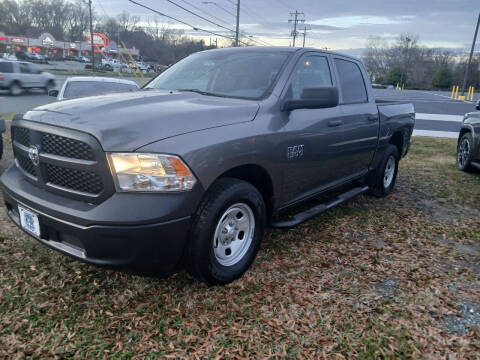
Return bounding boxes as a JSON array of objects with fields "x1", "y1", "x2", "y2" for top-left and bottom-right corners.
[{"x1": 18, "y1": 205, "x2": 41, "y2": 237}]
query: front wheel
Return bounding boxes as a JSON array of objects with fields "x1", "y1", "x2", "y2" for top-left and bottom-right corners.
[
  {"x1": 457, "y1": 132, "x2": 474, "y2": 172},
  {"x1": 184, "y1": 178, "x2": 266, "y2": 285},
  {"x1": 367, "y1": 144, "x2": 400, "y2": 198}
]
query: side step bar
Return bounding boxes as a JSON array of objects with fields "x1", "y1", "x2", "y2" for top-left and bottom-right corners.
[
  {"x1": 470, "y1": 161, "x2": 480, "y2": 171},
  {"x1": 269, "y1": 185, "x2": 369, "y2": 229}
]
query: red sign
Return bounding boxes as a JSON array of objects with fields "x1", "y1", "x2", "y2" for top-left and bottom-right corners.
[{"x1": 0, "y1": 36, "x2": 7, "y2": 41}]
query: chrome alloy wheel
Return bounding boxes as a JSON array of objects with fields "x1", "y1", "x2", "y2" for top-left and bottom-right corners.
[
  {"x1": 383, "y1": 155, "x2": 396, "y2": 188},
  {"x1": 213, "y1": 203, "x2": 255, "y2": 266},
  {"x1": 458, "y1": 137, "x2": 470, "y2": 168}
]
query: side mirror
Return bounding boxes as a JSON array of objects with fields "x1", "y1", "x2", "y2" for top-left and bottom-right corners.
[
  {"x1": 282, "y1": 87, "x2": 339, "y2": 111},
  {"x1": 48, "y1": 89, "x2": 59, "y2": 98},
  {"x1": 476, "y1": 100, "x2": 480, "y2": 111}
]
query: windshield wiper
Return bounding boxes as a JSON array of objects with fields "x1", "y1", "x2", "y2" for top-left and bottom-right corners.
[{"x1": 176, "y1": 89, "x2": 229, "y2": 98}]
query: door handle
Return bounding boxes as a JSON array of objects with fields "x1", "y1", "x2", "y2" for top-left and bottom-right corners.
[{"x1": 328, "y1": 119, "x2": 343, "y2": 127}]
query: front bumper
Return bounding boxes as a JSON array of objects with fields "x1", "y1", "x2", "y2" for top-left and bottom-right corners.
[{"x1": 1, "y1": 165, "x2": 204, "y2": 274}]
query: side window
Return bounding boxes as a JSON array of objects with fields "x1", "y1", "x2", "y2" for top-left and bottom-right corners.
[
  {"x1": 19, "y1": 63, "x2": 30, "y2": 74},
  {"x1": 28, "y1": 63, "x2": 42, "y2": 74},
  {"x1": 290, "y1": 55, "x2": 332, "y2": 99},
  {"x1": 334, "y1": 59, "x2": 368, "y2": 104}
]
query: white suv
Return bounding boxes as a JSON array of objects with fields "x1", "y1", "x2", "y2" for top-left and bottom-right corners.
[{"x1": 0, "y1": 60, "x2": 56, "y2": 96}]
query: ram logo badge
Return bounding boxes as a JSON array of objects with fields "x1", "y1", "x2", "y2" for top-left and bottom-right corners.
[{"x1": 287, "y1": 145, "x2": 304, "y2": 160}]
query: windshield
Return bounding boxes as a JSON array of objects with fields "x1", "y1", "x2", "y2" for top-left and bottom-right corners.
[{"x1": 145, "y1": 50, "x2": 290, "y2": 99}]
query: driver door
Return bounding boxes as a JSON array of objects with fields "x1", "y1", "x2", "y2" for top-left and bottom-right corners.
[{"x1": 281, "y1": 53, "x2": 345, "y2": 204}]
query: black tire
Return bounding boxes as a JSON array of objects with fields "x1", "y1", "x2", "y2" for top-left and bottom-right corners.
[
  {"x1": 184, "y1": 178, "x2": 266, "y2": 285},
  {"x1": 44, "y1": 80, "x2": 55, "y2": 94},
  {"x1": 9, "y1": 81, "x2": 22, "y2": 96},
  {"x1": 0, "y1": 135, "x2": 3, "y2": 161},
  {"x1": 367, "y1": 144, "x2": 400, "y2": 198},
  {"x1": 457, "y1": 132, "x2": 474, "y2": 172}
]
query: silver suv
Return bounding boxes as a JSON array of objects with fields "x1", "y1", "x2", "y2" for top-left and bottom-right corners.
[{"x1": 0, "y1": 60, "x2": 56, "y2": 96}]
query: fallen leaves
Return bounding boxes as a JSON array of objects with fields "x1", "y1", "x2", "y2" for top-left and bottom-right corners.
[{"x1": 0, "y1": 138, "x2": 479, "y2": 358}]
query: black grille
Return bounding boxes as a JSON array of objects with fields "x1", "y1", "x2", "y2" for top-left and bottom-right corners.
[
  {"x1": 11, "y1": 124, "x2": 111, "y2": 202},
  {"x1": 16, "y1": 154, "x2": 36, "y2": 177},
  {"x1": 42, "y1": 133, "x2": 95, "y2": 160},
  {"x1": 13, "y1": 127, "x2": 30, "y2": 147},
  {"x1": 46, "y1": 164, "x2": 104, "y2": 194}
]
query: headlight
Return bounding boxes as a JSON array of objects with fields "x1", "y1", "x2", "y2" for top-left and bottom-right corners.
[{"x1": 108, "y1": 153, "x2": 197, "y2": 192}]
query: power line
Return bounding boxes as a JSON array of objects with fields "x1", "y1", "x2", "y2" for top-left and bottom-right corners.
[
  {"x1": 161, "y1": 0, "x2": 236, "y2": 35},
  {"x1": 128, "y1": 0, "x2": 261, "y2": 47},
  {"x1": 127, "y1": 0, "x2": 235, "y2": 40},
  {"x1": 178, "y1": 0, "x2": 232, "y2": 27},
  {"x1": 203, "y1": 1, "x2": 236, "y2": 17}
]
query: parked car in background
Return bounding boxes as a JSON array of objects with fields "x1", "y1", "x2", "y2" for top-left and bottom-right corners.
[
  {"x1": 15, "y1": 51, "x2": 37, "y2": 61},
  {"x1": 75, "y1": 56, "x2": 90, "y2": 63},
  {"x1": 0, "y1": 60, "x2": 56, "y2": 96},
  {"x1": 457, "y1": 100, "x2": 480, "y2": 171},
  {"x1": 101, "y1": 58, "x2": 122, "y2": 71},
  {"x1": 0, "y1": 117, "x2": 5, "y2": 160},
  {"x1": 2, "y1": 53, "x2": 18, "y2": 61},
  {"x1": 1, "y1": 47, "x2": 415, "y2": 285},
  {"x1": 48, "y1": 76, "x2": 139, "y2": 100}
]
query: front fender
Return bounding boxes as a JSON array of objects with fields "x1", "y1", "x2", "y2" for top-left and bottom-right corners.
[{"x1": 136, "y1": 121, "x2": 284, "y2": 202}]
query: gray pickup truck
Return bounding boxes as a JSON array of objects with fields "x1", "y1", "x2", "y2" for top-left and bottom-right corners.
[{"x1": 1, "y1": 47, "x2": 414, "y2": 285}]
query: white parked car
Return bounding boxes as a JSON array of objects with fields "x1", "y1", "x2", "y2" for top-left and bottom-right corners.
[
  {"x1": 49, "y1": 76, "x2": 140, "y2": 101},
  {"x1": 102, "y1": 58, "x2": 122, "y2": 71}
]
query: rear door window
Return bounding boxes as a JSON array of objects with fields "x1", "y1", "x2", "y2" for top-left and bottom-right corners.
[
  {"x1": 0, "y1": 62, "x2": 14, "y2": 73},
  {"x1": 334, "y1": 58, "x2": 368, "y2": 104},
  {"x1": 19, "y1": 63, "x2": 31, "y2": 74}
]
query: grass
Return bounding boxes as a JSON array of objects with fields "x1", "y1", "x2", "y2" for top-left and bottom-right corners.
[{"x1": 0, "y1": 124, "x2": 479, "y2": 358}]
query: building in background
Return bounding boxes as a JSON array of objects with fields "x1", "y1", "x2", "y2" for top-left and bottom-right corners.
[{"x1": 0, "y1": 31, "x2": 140, "y2": 59}]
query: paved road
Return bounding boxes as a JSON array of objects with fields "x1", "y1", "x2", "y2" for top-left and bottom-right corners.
[{"x1": 375, "y1": 89, "x2": 477, "y2": 138}]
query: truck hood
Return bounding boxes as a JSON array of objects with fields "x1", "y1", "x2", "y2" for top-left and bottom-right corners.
[{"x1": 23, "y1": 90, "x2": 260, "y2": 151}]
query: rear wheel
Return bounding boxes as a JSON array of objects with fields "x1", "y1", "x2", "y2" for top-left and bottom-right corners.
[
  {"x1": 457, "y1": 132, "x2": 474, "y2": 172},
  {"x1": 367, "y1": 144, "x2": 399, "y2": 198},
  {"x1": 9, "y1": 81, "x2": 22, "y2": 96},
  {"x1": 184, "y1": 178, "x2": 266, "y2": 285}
]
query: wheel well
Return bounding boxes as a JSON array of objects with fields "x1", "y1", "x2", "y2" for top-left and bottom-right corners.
[
  {"x1": 458, "y1": 128, "x2": 471, "y2": 143},
  {"x1": 218, "y1": 164, "x2": 274, "y2": 216},
  {"x1": 389, "y1": 131, "x2": 404, "y2": 156}
]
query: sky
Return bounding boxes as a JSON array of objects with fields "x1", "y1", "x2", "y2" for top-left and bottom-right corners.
[{"x1": 97, "y1": 0, "x2": 480, "y2": 52}]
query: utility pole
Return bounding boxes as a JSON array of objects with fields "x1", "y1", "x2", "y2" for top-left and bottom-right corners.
[
  {"x1": 88, "y1": 0, "x2": 95, "y2": 71},
  {"x1": 215, "y1": 38, "x2": 218, "y2": 48},
  {"x1": 289, "y1": 10, "x2": 304, "y2": 47},
  {"x1": 462, "y1": 12, "x2": 480, "y2": 96},
  {"x1": 399, "y1": 36, "x2": 411, "y2": 89},
  {"x1": 302, "y1": 26, "x2": 311, "y2": 48},
  {"x1": 234, "y1": 0, "x2": 240, "y2": 46}
]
